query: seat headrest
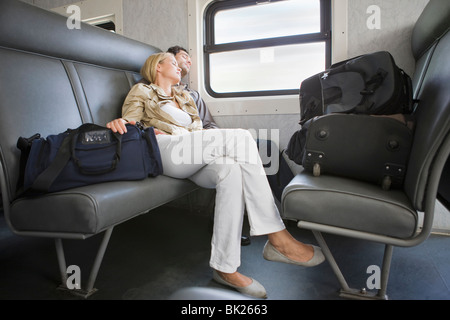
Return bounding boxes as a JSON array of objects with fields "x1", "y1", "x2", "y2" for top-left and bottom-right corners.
[
  {"x1": 411, "y1": 0, "x2": 450, "y2": 60},
  {"x1": 0, "y1": 0, "x2": 160, "y2": 72}
]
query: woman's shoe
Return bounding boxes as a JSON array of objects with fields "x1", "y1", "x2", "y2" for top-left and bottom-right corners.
[
  {"x1": 212, "y1": 270, "x2": 267, "y2": 299},
  {"x1": 263, "y1": 241, "x2": 325, "y2": 267}
]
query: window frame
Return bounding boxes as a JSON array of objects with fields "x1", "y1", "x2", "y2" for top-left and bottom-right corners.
[{"x1": 204, "y1": 0, "x2": 332, "y2": 98}]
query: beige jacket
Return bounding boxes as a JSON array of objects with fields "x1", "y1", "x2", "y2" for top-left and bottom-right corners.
[{"x1": 122, "y1": 83, "x2": 203, "y2": 135}]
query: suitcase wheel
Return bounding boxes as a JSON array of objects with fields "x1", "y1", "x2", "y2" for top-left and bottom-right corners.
[
  {"x1": 313, "y1": 163, "x2": 321, "y2": 177},
  {"x1": 382, "y1": 176, "x2": 392, "y2": 191}
]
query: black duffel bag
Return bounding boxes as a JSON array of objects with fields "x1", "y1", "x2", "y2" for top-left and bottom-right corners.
[
  {"x1": 299, "y1": 51, "x2": 413, "y2": 126},
  {"x1": 17, "y1": 123, "x2": 163, "y2": 194}
]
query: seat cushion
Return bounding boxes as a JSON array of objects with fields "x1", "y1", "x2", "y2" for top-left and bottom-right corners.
[
  {"x1": 10, "y1": 176, "x2": 197, "y2": 237},
  {"x1": 282, "y1": 172, "x2": 418, "y2": 239}
]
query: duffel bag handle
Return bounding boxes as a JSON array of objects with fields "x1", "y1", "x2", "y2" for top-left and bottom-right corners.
[{"x1": 70, "y1": 123, "x2": 123, "y2": 175}]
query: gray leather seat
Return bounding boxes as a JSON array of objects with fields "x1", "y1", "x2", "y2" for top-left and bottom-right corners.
[
  {"x1": 282, "y1": 0, "x2": 450, "y2": 299},
  {"x1": 0, "y1": 0, "x2": 197, "y2": 297}
]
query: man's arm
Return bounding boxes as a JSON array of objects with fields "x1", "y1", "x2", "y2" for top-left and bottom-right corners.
[{"x1": 188, "y1": 88, "x2": 219, "y2": 129}]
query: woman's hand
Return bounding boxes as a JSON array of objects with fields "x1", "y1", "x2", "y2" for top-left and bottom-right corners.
[
  {"x1": 106, "y1": 119, "x2": 136, "y2": 134},
  {"x1": 154, "y1": 128, "x2": 167, "y2": 135},
  {"x1": 107, "y1": 119, "x2": 167, "y2": 135}
]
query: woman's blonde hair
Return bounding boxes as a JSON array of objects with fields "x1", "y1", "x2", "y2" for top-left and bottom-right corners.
[{"x1": 140, "y1": 52, "x2": 173, "y2": 83}]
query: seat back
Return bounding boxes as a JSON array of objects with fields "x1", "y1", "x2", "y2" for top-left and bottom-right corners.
[{"x1": 404, "y1": 0, "x2": 450, "y2": 212}]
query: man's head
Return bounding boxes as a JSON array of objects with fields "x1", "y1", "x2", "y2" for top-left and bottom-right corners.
[{"x1": 167, "y1": 46, "x2": 192, "y2": 78}]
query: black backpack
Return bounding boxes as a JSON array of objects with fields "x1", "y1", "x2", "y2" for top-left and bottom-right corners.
[{"x1": 298, "y1": 51, "x2": 413, "y2": 125}]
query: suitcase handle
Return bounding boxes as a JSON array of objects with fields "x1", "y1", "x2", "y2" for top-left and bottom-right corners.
[{"x1": 70, "y1": 123, "x2": 123, "y2": 175}]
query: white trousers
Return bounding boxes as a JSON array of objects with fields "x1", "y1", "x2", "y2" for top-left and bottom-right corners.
[{"x1": 156, "y1": 129, "x2": 285, "y2": 273}]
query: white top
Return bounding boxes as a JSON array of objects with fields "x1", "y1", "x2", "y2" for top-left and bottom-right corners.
[{"x1": 160, "y1": 101, "x2": 193, "y2": 127}]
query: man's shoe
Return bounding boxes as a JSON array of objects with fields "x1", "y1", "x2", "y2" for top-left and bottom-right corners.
[{"x1": 241, "y1": 235, "x2": 251, "y2": 246}]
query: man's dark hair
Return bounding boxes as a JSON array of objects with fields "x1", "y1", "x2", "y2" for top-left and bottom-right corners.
[{"x1": 167, "y1": 46, "x2": 188, "y2": 56}]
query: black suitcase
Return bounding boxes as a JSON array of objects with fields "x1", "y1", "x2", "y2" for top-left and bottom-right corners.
[
  {"x1": 300, "y1": 113, "x2": 414, "y2": 190},
  {"x1": 299, "y1": 51, "x2": 413, "y2": 126}
]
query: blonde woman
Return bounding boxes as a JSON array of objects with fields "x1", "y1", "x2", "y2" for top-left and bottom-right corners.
[{"x1": 107, "y1": 52, "x2": 324, "y2": 298}]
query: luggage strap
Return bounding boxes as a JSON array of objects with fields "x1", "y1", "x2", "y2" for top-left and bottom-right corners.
[
  {"x1": 31, "y1": 131, "x2": 74, "y2": 192},
  {"x1": 361, "y1": 68, "x2": 388, "y2": 95}
]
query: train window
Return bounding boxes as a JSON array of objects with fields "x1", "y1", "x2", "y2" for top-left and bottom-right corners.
[{"x1": 204, "y1": 0, "x2": 331, "y2": 98}]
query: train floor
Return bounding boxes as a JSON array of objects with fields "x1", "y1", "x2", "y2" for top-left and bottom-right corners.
[{"x1": 1, "y1": 204, "x2": 449, "y2": 302}]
